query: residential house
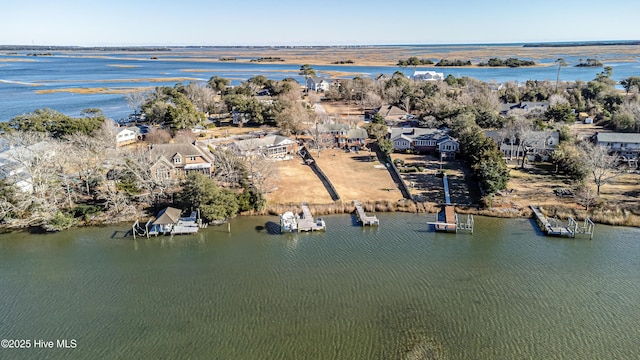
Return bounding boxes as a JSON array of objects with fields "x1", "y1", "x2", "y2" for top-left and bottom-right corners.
[
  {"x1": 306, "y1": 76, "x2": 330, "y2": 92},
  {"x1": 315, "y1": 124, "x2": 368, "y2": 150},
  {"x1": 0, "y1": 140, "x2": 53, "y2": 192},
  {"x1": 485, "y1": 130, "x2": 559, "y2": 161},
  {"x1": 389, "y1": 128, "x2": 459, "y2": 159},
  {"x1": 369, "y1": 105, "x2": 412, "y2": 125},
  {"x1": 413, "y1": 70, "x2": 444, "y2": 81},
  {"x1": 500, "y1": 101, "x2": 550, "y2": 116},
  {"x1": 149, "y1": 143, "x2": 215, "y2": 180},
  {"x1": 592, "y1": 132, "x2": 640, "y2": 159},
  {"x1": 229, "y1": 135, "x2": 298, "y2": 159},
  {"x1": 115, "y1": 127, "x2": 141, "y2": 147}
]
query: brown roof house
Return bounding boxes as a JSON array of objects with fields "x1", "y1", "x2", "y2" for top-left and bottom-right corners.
[{"x1": 149, "y1": 143, "x2": 215, "y2": 180}]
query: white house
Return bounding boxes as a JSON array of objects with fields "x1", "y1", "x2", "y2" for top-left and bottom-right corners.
[
  {"x1": 306, "y1": 77, "x2": 330, "y2": 92},
  {"x1": 413, "y1": 70, "x2": 444, "y2": 81},
  {"x1": 115, "y1": 127, "x2": 139, "y2": 147}
]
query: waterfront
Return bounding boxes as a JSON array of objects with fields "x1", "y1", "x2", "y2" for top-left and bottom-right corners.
[
  {"x1": 1, "y1": 44, "x2": 639, "y2": 121},
  {"x1": 1, "y1": 214, "x2": 640, "y2": 359}
]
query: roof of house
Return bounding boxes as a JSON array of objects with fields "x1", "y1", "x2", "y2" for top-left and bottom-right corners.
[
  {"x1": 596, "y1": 132, "x2": 640, "y2": 144},
  {"x1": 348, "y1": 128, "x2": 368, "y2": 139},
  {"x1": 150, "y1": 143, "x2": 214, "y2": 163},
  {"x1": 376, "y1": 105, "x2": 408, "y2": 118},
  {"x1": 390, "y1": 128, "x2": 456, "y2": 143},
  {"x1": 485, "y1": 130, "x2": 559, "y2": 149},
  {"x1": 500, "y1": 101, "x2": 550, "y2": 114},
  {"x1": 231, "y1": 135, "x2": 295, "y2": 152}
]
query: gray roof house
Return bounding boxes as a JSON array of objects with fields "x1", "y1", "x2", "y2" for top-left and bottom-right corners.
[
  {"x1": 485, "y1": 130, "x2": 559, "y2": 161},
  {"x1": 593, "y1": 132, "x2": 640, "y2": 159},
  {"x1": 500, "y1": 102, "x2": 550, "y2": 116},
  {"x1": 315, "y1": 124, "x2": 368, "y2": 149},
  {"x1": 149, "y1": 143, "x2": 215, "y2": 179},
  {"x1": 229, "y1": 135, "x2": 298, "y2": 159},
  {"x1": 390, "y1": 127, "x2": 459, "y2": 158}
]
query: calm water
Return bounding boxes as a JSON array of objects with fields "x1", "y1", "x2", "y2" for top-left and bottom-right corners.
[
  {"x1": 1, "y1": 214, "x2": 639, "y2": 359},
  {"x1": 1, "y1": 45, "x2": 639, "y2": 121}
]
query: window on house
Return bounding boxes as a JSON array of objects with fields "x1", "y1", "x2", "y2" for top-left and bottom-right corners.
[
  {"x1": 190, "y1": 156, "x2": 196, "y2": 161},
  {"x1": 174, "y1": 157, "x2": 181, "y2": 164}
]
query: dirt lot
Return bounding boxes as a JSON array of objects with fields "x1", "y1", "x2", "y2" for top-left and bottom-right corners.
[
  {"x1": 390, "y1": 153, "x2": 481, "y2": 206},
  {"x1": 265, "y1": 148, "x2": 402, "y2": 205}
]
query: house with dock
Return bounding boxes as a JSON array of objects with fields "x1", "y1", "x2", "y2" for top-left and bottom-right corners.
[
  {"x1": 315, "y1": 124, "x2": 368, "y2": 150},
  {"x1": 485, "y1": 130, "x2": 559, "y2": 161}
]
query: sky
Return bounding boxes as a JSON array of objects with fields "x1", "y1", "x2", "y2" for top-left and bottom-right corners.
[{"x1": 2, "y1": 0, "x2": 640, "y2": 46}]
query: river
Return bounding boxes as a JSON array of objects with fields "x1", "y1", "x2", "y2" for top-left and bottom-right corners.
[{"x1": 1, "y1": 214, "x2": 639, "y2": 359}]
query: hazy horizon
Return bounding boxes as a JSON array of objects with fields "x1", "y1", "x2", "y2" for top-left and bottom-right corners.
[{"x1": 3, "y1": 0, "x2": 640, "y2": 47}]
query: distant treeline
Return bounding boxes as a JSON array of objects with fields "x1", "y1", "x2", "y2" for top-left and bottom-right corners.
[
  {"x1": 524, "y1": 41, "x2": 640, "y2": 47},
  {"x1": 0, "y1": 45, "x2": 171, "y2": 51},
  {"x1": 250, "y1": 57, "x2": 285, "y2": 62},
  {"x1": 332, "y1": 59, "x2": 354, "y2": 64},
  {"x1": 219, "y1": 57, "x2": 237, "y2": 61},
  {"x1": 576, "y1": 58, "x2": 603, "y2": 67},
  {"x1": 435, "y1": 59, "x2": 471, "y2": 67},
  {"x1": 478, "y1": 58, "x2": 536, "y2": 67}
]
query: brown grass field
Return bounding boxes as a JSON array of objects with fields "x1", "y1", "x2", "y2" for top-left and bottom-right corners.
[{"x1": 265, "y1": 148, "x2": 401, "y2": 205}]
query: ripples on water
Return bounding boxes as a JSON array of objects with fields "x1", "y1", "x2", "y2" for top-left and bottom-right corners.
[{"x1": 1, "y1": 214, "x2": 639, "y2": 359}]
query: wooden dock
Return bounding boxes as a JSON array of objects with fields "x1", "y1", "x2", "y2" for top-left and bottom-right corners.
[
  {"x1": 354, "y1": 200, "x2": 379, "y2": 226},
  {"x1": 530, "y1": 205, "x2": 594, "y2": 239},
  {"x1": 427, "y1": 174, "x2": 473, "y2": 233},
  {"x1": 291, "y1": 204, "x2": 326, "y2": 232},
  {"x1": 132, "y1": 207, "x2": 206, "y2": 238}
]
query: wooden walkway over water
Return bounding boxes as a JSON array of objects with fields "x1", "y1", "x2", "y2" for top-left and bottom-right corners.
[
  {"x1": 530, "y1": 205, "x2": 594, "y2": 239},
  {"x1": 354, "y1": 200, "x2": 379, "y2": 226},
  {"x1": 297, "y1": 204, "x2": 326, "y2": 232},
  {"x1": 428, "y1": 174, "x2": 473, "y2": 233}
]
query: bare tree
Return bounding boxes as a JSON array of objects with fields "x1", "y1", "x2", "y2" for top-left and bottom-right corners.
[
  {"x1": 145, "y1": 127, "x2": 172, "y2": 144},
  {"x1": 173, "y1": 129, "x2": 197, "y2": 144},
  {"x1": 184, "y1": 82, "x2": 216, "y2": 113},
  {"x1": 275, "y1": 99, "x2": 310, "y2": 136},
  {"x1": 212, "y1": 148, "x2": 245, "y2": 187},
  {"x1": 575, "y1": 185, "x2": 598, "y2": 211},
  {"x1": 244, "y1": 155, "x2": 279, "y2": 194},
  {"x1": 125, "y1": 90, "x2": 149, "y2": 116},
  {"x1": 583, "y1": 144, "x2": 619, "y2": 195}
]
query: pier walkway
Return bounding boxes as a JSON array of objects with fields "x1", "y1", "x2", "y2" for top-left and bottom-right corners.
[
  {"x1": 297, "y1": 204, "x2": 326, "y2": 232},
  {"x1": 354, "y1": 200, "x2": 379, "y2": 226},
  {"x1": 530, "y1": 205, "x2": 594, "y2": 239}
]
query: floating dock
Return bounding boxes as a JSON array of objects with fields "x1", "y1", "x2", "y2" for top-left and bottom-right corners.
[
  {"x1": 354, "y1": 200, "x2": 379, "y2": 226},
  {"x1": 530, "y1": 205, "x2": 594, "y2": 239},
  {"x1": 280, "y1": 203, "x2": 326, "y2": 233}
]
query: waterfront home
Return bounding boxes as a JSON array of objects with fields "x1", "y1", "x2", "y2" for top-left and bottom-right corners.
[
  {"x1": 229, "y1": 135, "x2": 298, "y2": 159},
  {"x1": 148, "y1": 143, "x2": 215, "y2": 180},
  {"x1": 306, "y1": 76, "x2": 330, "y2": 92},
  {"x1": 592, "y1": 132, "x2": 640, "y2": 160},
  {"x1": 485, "y1": 130, "x2": 559, "y2": 161},
  {"x1": 389, "y1": 127, "x2": 459, "y2": 159},
  {"x1": 232, "y1": 110, "x2": 251, "y2": 125},
  {"x1": 315, "y1": 124, "x2": 368, "y2": 150},
  {"x1": 413, "y1": 70, "x2": 444, "y2": 81}
]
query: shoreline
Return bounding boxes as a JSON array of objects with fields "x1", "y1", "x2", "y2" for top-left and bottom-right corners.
[{"x1": 3, "y1": 199, "x2": 638, "y2": 235}]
